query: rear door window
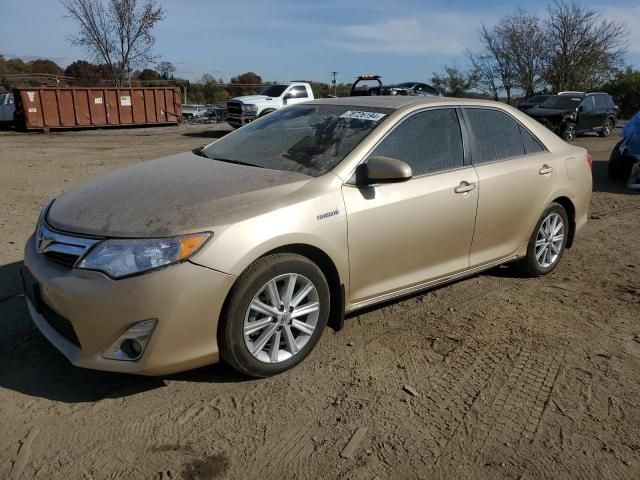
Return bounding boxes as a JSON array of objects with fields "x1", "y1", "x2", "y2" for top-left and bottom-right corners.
[
  {"x1": 369, "y1": 108, "x2": 464, "y2": 176},
  {"x1": 464, "y1": 108, "x2": 525, "y2": 164},
  {"x1": 519, "y1": 125, "x2": 545, "y2": 155},
  {"x1": 288, "y1": 86, "x2": 308, "y2": 98},
  {"x1": 593, "y1": 95, "x2": 607, "y2": 109}
]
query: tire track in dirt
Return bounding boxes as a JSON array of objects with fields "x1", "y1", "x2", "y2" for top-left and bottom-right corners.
[
  {"x1": 375, "y1": 337, "x2": 509, "y2": 469},
  {"x1": 472, "y1": 342, "x2": 567, "y2": 461},
  {"x1": 244, "y1": 424, "x2": 319, "y2": 480}
]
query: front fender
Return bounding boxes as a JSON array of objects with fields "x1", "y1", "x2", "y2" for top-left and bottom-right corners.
[{"x1": 189, "y1": 187, "x2": 349, "y2": 287}]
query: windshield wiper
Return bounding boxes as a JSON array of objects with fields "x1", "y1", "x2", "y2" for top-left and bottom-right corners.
[{"x1": 210, "y1": 157, "x2": 264, "y2": 168}]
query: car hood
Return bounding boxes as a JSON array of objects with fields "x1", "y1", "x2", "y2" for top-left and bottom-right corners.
[
  {"x1": 229, "y1": 95, "x2": 277, "y2": 104},
  {"x1": 526, "y1": 106, "x2": 572, "y2": 118},
  {"x1": 46, "y1": 152, "x2": 311, "y2": 238}
]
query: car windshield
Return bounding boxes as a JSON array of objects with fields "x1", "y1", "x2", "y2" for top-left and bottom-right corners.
[
  {"x1": 202, "y1": 104, "x2": 393, "y2": 177},
  {"x1": 260, "y1": 85, "x2": 288, "y2": 97},
  {"x1": 395, "y1": 82, "x2": 417, "y2": 88},
  {"x1": 540, "y1": 96, "x2": 582, "y2": 109}
]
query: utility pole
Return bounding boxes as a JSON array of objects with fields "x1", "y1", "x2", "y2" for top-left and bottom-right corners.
[{"x1": 330, "y1": 71, "x2": 338, "y2": 97}]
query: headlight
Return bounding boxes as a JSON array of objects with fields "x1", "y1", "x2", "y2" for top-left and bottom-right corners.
[
  {"x1": 77, "y1": 233, "x2": 211, "y2": 279},
  {"x1": 242, "y1": 104, "x2": 258, "y2": 114}
]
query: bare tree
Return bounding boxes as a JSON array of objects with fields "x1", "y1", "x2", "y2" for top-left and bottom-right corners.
[
  {"x1": 497, "y1": 10, "x2": 546, "y2": 97},
  {"x1": 479, "y1": 24, "x2": 516, "y2": 103},
  {"x1": 61, "y1": 0, "x2": 165, "y2": 86},
  {"x1": 543, "y1": 0, "x2": 628, "y2": 92},
  {"x1": 466, "y1": 51, "x2": 500, "y2": 100},
  {"x1": 157, "y1": 61, "x2": 176, "y2": 80}
]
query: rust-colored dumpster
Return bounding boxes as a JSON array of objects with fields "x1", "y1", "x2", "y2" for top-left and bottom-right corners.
[{"x1": 14, "y1": 87, "x2": 182, "y2": 131}]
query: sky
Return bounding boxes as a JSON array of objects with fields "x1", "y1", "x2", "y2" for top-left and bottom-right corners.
[{"x1": 2, "y1": 0, "x2": 639, "y2": 85}]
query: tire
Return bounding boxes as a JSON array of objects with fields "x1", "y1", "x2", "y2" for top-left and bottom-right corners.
[
  {"x1": 562, "y1": 122, "x2": 577, "y2": 141},
  {"x1": 517, "y1": 203, "x2": 569, "y2": 277},
  {"x1": 218, "y1": 253, "x2": 330, "y2": 378},
  {"x1": 259, "y1": 109, "x2": 276, "y2": 118},
  {"x1": 599, "y1": 118, "x2": 614, "y2": 137},
  {"x1": 608, "y1": 141, "x2": 636, "y2": 181}
]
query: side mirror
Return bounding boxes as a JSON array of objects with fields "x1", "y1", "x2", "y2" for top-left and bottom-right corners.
[{"x1": 356, "y1": 156, "x2": 412, "y2": 186}]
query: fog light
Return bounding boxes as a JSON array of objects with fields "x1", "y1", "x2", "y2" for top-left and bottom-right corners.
[{"x1": 103, "y1": 319, "x2": 156, "y2": 361}]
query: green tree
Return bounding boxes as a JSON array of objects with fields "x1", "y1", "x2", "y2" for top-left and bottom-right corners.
[
  {"x1": 200, "y1": 74, "x2": 229, "y2": 104},
  {"x1": 431, "y1": 64, "x2": 476, "y2": 97},
  {"x1": 229, "y1": 72, "x2": 262, "y2": 96},
  {"x1": 65, "y1": 60, "x2": 109, "y2": 86},
  {"x1": 602, "y1": 67, "x2": 640, "y2": 119}
]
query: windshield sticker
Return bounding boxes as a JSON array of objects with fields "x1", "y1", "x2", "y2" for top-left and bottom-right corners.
[{"x1": 340, "y1": 111, "x2": 387, "y2": 122}]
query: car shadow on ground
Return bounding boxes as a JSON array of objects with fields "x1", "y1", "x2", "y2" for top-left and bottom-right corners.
[
  {"x1": 181, "y1": 129, "x2": 231, "y2": 139},
  {"x1": 0, "y1": 260, "x2": 249, "y2": 404},
  {"x1": 592, "y1": 159, "x2": 640, "y2": 195}
]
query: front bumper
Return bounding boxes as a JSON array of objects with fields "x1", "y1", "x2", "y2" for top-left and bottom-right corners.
[
  {"x1": 23, "y1": 234, "x2": 236, "y2": 375},
  {"x1": 227, "y1": 113, "x2": 257, "y2": 128},
  {"x1": 532, "y1": 116, "x2": 563, "y2": 133}
]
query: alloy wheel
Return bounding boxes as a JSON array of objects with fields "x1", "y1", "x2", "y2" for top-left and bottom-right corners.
[
  {"x1": 603, "y1": 120, "x2": 612, "y2": 136},
  {"x1": 243, "y1": 273, "x2": 320, "y2": 363},
  {"x1": 535, "y1": 212, "x2": 565, "y2": 268},
  {"x1": 564, "y1": 126, "x2": 576, "y2": 141}
]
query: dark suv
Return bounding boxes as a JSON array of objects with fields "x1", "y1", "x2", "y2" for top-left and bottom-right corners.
[{"x1": 525, "y1": 92, "x2": 617, "y2": 141}]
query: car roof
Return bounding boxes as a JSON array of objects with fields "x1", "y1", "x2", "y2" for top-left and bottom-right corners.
[{"x1": 308, "y1": 96, "x2": 515, "y2": 110}]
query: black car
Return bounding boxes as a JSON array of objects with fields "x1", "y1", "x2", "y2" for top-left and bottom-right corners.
[
  {"x1": 382, "y1": 82, "x2": 442, "y2": 97},
  {"x1": 517, "y1": 95, "x2": 551, "y2": 112},
  {"x1": 525, "y1": 93, "x2": 617, "y2": 141}
]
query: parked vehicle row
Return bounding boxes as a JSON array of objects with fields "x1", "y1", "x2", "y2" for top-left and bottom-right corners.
[{"x1": 518, "y1": 92, "x2": 618, "y2": 141}]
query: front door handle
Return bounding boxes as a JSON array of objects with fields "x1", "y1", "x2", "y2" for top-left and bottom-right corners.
[
  {"x1": 539, "y1": 164, "x2": 553, "y2": 175},
  {"x1": 454, "y1": 181, "x2": 476, "y2": 194}
]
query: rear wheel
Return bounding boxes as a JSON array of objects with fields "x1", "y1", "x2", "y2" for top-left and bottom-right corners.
[
  {"x1": 218, "y1": 254, "x2": 330, "y2": 377},
  {"x1": 599, "y1": 118, "x2": 613, "y2": 137},
  {"x1": 562, "y1": 123, "x2": 577, "y2": 141},
  {"x1": 608, "y1": 141, "x2": 636, "y2": 181},
  {"x1": 518, "y1": 203, "x2": 569, "y2": 276}
]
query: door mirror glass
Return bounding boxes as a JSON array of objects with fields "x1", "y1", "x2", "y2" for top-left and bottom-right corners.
[{"x1": 357, "y1": 156, "x2": 412, "y2": 186}]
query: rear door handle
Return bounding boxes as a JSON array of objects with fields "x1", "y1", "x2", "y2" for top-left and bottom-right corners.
[
  {"x1": 454, "y1": 181, "x2": 476, "y2": 194},
  {"x1": 539, "y1": 164, "x2": 553, "y2": 175}
]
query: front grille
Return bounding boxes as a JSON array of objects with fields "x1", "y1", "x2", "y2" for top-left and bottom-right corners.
[
  {"x1": 44, "y1": 251, "x2": 79, "y2": 268},
  {"x1": 227, "y1": 101, "x2": 243, "y2": 116},
  {"x1": 41, "y1": 301, "x2": 81, "y2": 347}
]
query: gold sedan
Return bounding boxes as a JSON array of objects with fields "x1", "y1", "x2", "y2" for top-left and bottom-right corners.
[{"x1": 23, "y1": 97, "x2": 592, "y2": 377}]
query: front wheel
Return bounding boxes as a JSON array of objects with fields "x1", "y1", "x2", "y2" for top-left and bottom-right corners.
[
  {"x1": 562, "y1": 123, "x2": 577, "y2": 141},
  {"x1": 218, "y1": 254, "x2": 330, "y2": 377},
  {"x1": 517, "y1": 203, "x2": 569, "y2": 276}
]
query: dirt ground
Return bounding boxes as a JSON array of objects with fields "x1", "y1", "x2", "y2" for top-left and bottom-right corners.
[{"x1": 0, "y1": 123, "x2": 638, "y2": 480}]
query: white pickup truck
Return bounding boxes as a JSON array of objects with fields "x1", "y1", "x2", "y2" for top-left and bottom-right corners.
[
  {"x1": 226, "y1": 82, "x2": 314, "y2": 129},
  {"x1": 0, "y1": 93, "x2": 15, "y2": 124}
]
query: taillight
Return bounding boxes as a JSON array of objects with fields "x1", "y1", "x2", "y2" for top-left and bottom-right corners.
[{"x1": 586, "y1": 153, "x2": 593, "y2": 168}]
